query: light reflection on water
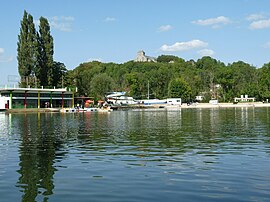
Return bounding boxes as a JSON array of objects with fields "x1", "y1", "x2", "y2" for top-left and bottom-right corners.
[{"x1": 0, "y1": 108, "x2": 270, "y2": 202}]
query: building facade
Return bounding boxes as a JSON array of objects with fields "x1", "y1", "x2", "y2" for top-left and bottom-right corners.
[
  {"x1": 134, "y1": 50, "x2": 157, "y2": 62},
  {"x1": 0, "y1": 87, "x2": 74, "y2": 110}
]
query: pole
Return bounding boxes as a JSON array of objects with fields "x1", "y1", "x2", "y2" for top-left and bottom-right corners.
[
  {"x1": 24, "y1": 91, "x2": 27, "y2": 108},
  {"x1": 38, "y1": 91, "x2": 40, "y2": 109},
  {"x1": 50, "y1": 92, "x2": 53, "y2": 108},
  {"x1": 9, "y1": 91, "x2": 12, "y2": 109},
  {"x1": 72, "y1": 91, "x2": 74, "y2": 108},
  {"x1": 61, "y1": 92, "x2": 64, "y2": 108}
]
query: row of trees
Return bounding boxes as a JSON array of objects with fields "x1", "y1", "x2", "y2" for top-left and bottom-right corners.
[
  {"x1": 17, "y1": 11, "x2": 67, "y2": 88},
  {"x1": 65, "y1": 55, "x2": 270, "y2": 103}
]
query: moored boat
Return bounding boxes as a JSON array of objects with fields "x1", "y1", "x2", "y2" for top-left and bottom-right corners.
[{"x1": 60, "y1": 107, "x2": 112, "y2": 113}]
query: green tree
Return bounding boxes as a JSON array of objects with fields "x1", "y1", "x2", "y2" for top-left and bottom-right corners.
[
  {"x1": 17, "y1": 10, "x2": 37, "y2": 87},
  {"x1": 52, "y1": 62, "x2": 67, "y2": 88},
  {"x1": 36, "y1": 17, "x2": 54, "y2": 87},
  {"x1": 125, "y1": 72, "x2": 144, "y2": 97},
  {"x1": 258, "y1": 62, "x2": 270, "y2": 100},
  {"x1": 90, "y1": 73, "x2": 114, "y2": 99},
  {"x1": 216, "y1": 66, "x2": 234, "y2": 102},
  {"x1": 168, "y1": 77, "x2": 191, "y2": 101},
  {"x1": 157, "y1": 55, "x2": 185, "y2": 63},
  {"x1": 230, "y1": 61, "x2": 257, "y2": 97},
  {"x1": 196, "y1": 56, "x2": 226, "y2": 100}
]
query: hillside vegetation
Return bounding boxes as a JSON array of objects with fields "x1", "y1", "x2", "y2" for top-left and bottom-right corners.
[{"x1": 65, "y1": 55, "x2": 270, "y2": 103}]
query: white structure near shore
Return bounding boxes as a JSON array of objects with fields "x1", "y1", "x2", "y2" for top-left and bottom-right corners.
[{"x1": 234, "y1": 95, "x2": 255, "y2": 103}]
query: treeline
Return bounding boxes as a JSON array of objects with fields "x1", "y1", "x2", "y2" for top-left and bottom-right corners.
[
  {"x1": 66, "y1": 55, "x2": 270, "y2": 102},
  {"x1": 17, "y1": 11, "x2": 67, "y2": 88}
]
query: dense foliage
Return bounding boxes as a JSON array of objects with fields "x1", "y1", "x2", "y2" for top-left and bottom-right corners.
[
  {"x1": 66, "y1": 56, "x2": 270, "y2": 103},
  {"x1": 17, "y1": 11, "x2": 66, "y2": 88}
]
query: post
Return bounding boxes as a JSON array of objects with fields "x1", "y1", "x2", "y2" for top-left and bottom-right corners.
[
  {"x1": 24, "y1": 91, "x2": 27, "y2": 108},
  {"x1": 50, "y1": 92, "x2": 53, "y2": 108},
  {"x1": 72, "y1": 91, "x2": 75, "y2": 108},
  {"x1": 9, "y1": 91, "x2": 13, "y2": 109},
  {"x1": 61, "y1": 92, "x2": 64, "y2": 108},
  {"x1": 38, "y1": 91, "x2": 40, "y2": 109}
]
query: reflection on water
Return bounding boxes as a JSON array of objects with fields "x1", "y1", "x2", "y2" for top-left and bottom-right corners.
[
  {"x1": 12, "y1": 113, "x2": 64, "y2": 202},
  {"x1": 0, "y1": 107, "x2": 270, "y2": 202}
]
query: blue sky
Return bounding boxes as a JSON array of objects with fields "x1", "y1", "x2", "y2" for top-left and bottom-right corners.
[{"x1": 1, "y1": 0, "x2": 270, "y2": 84}]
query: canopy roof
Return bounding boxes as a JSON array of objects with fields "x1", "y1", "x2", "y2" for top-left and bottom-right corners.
[{"x1": 0, "y1": 87, "x2": 73, "y2": 94}]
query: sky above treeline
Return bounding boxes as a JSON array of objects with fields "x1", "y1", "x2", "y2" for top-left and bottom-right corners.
[{"x1": 1, "y1": 0, "x2": 270, "y2": 84}]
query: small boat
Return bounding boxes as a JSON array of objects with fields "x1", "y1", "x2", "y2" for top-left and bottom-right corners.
[
  {"x1": 97, "y1": 107, "x2": 113, "y2": 112},
  {"x1": 60, "y1": 108, "x2": 77, "y2": 113},
  {"x1": 60, "y1": 107, "x2": 112, "y2": 113}
]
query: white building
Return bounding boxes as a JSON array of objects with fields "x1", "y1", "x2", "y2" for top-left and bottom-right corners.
[
  {"x1": 0, "y1": 96, "x2": 9, "y2": 110},
  {"x1": 0, "y1": 87, "x2": 74, "y2": 110},
  {"x1": 234, "y1": 95, "x2": 255, "y2": 103},
  {"x1": 134, "y1": 50, "x2": 157, "y2": 62},
  {"x1": 166, "y1": 98, "x2": 181, "y2": 105}
]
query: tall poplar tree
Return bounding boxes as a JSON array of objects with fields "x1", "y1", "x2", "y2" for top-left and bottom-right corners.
[
  {"x1": 18, "y1": 12, "x2": 66, "y2": 88},
  {"x1": 17, "y1": 10, "x2": 37, "y2": 87},
  {"x1": 36, "y1": 17, "x2": 54, "y2": 87}
]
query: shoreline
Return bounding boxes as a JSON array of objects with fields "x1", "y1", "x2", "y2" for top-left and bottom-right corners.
[
  {"x1": 3, "y1": 102, "x2": 270, "y2": 113},
  {"x1": 177, "y1": 102, "x2": 270, "y2": 109}
]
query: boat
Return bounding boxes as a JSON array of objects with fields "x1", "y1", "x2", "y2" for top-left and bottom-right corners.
[
  {"x1": 106, "y1": 92, "x2": 138, "y2": 105},
  {"x1": 60, "y1": 106, "x2": 113, "y2": 113},
  {"x1": 60, "y1": 108, "x2": 78, "y2": 113}
]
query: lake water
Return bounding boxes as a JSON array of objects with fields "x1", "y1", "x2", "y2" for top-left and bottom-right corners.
[{"x1": 0, "y1": 107, "x2": 270, "y2": 202}]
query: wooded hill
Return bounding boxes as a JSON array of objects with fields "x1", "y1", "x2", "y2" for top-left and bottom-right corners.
[{"x1": 65, "y1": 55, "x2": 270, "y2": 103}]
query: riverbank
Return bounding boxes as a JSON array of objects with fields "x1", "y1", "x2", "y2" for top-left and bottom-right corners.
[
  {"x1": 6, "y1": 108, "x2": 60, "y2": 113},
  {"x1": 178, "y1": 102, "x2": 270, "y2": 109},
  {"x1": 4, "y1": 102, "x2": 270, "y2": 113}
]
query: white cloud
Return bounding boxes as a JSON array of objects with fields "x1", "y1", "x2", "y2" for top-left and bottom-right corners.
[
  {"x1": 160, "y1": 39, "x2": 208, "y2": 52},
  {"x1": 263, "y1": 42, "x2": 270, "y2": 48},
  {"x1": 198, "y1": 49, "x2": 215, "y2": 57},
  {"x1": 104, "y1": 17, "x2": 116, "y2": 22},
  {"x1": 158, "y1": 25, "x2": 173, "y2": 32},
  {"x1": 0, "y1": 56, "x2": 14, "y2": 63},
  {"x1": 0, "y1": 48, "x2": 13, "y2": 63},
  {"x1": 246, "y1": 14, "x2": 265, "y2": 21},
  {"x1": 49, "y1": 16, "x2": 74, "y2": 32},
  {"x1": 192, "y1": 16, "x2": 231, "y2": 28},
  {"x1": 249, "y1": 19, "x2": 270, "y2": 29}
]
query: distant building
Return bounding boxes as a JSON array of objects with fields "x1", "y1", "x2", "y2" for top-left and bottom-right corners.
[
  {"x1": 234, "y1": 95, "x2": 255, "y2": 103},
  {"x1": 195, "y1": 95, "x2": 204, "y2": 102},
  {"x1": 134, "y1": 50, "x2": 157, "y2": 62}
]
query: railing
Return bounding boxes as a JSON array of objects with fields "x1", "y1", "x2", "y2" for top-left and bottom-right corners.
[{"x1": 0, "y1": 84, "x2": 20, "y2": 89}]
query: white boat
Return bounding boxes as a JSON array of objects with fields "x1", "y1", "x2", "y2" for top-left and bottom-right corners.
[
  {"x1": 106, "y1": 92, "x2": 138, "y2": 105},
  {"x1": 60, "y1": 107, "x2": 113, "y2": 113},
  {"x1": 60, "y1": 108, "x2": 78, "y2": 113},
  {"x1": 138, "y1": 99, "x2": 167, "y2": 105},
  {"x1": 97, "y1": 107, "x2": 113, "y2": 112}
]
